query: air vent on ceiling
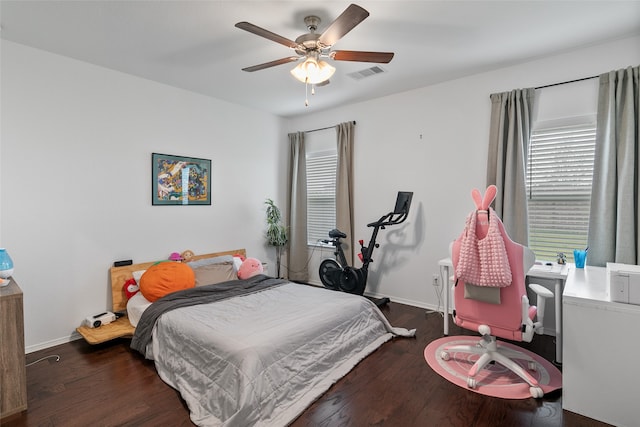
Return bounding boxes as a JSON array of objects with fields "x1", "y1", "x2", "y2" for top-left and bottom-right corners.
[{"x1": 347, "y1": 66, "x2": 386, "y2": 80}]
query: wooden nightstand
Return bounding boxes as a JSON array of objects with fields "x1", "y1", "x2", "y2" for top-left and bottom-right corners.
[
  {"x1": 76, "y1": 316, "x2": 135, "y2": 345},
  {"x1": 0, "y1": 278, "x2": 27, "y2": 419}
]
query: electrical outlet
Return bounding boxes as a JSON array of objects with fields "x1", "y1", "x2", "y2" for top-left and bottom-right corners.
[{"x1": 432, "y1": 274, "x2": 439, "y2": 287}]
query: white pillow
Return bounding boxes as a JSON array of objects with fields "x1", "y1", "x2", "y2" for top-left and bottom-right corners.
[
  {"x1": 126, "y1": 292, "x2": 152, "y2": 327},
  {"x1": 132, "y1": 270, "x2": 146, "y2": 283},
  {"x1": 233, "y1": 256, "x2": 243, "y2": 272}
]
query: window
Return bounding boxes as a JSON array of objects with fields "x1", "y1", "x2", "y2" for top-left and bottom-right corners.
[
  {"x1": 526, "y1": 123, "x2": 596, "y2": 261},
  {"x1": 306, "y1": 149, "x2": 337, "y2": 245}
]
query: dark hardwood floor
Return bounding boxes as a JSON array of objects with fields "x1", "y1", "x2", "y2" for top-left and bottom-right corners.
[{"x1": 5, "y1": 302, "x2": 609, "y2": 427}]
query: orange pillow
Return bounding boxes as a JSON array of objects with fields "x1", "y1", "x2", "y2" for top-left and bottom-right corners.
[{"x1": 139, "y1": 262, "x2": 195, "y2": 302}]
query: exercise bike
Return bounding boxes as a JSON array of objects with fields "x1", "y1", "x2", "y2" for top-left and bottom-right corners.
[{"x1": 319, "y1": 191, "x2": 413, "y2": 306}]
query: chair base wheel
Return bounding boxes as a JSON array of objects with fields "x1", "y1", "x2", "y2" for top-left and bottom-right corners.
[{"x1": 530, "y1": 386, "x2": 543, "y2": 398}]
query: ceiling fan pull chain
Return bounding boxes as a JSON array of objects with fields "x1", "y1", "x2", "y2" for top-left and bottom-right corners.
[{"x1": 305, "y1": 78, "x2": 309, "y2": 107}]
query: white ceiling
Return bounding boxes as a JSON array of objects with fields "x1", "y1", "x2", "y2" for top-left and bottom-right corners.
[{"x1": 2, "y1": 1, "x2": 640, "y2": 118}]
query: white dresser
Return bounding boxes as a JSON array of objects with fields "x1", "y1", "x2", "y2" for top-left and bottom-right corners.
[{"x1": 562, "y1": 266, "x2": 640, "y2": 427}]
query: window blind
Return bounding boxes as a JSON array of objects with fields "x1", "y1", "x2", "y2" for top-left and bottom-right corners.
[
  {"x1": 307, "y1": 151, "x2": 337, "y2": 245},
  {"x1": 526, "y1": 123, "x2": 596, "y2": 261}
]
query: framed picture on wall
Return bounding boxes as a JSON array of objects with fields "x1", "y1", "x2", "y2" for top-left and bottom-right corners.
[{"x1": 152, "y1": 153, "x2": 211, "y2": 205}]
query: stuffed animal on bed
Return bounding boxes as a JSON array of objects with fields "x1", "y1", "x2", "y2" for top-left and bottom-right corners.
[
  {"x1": 123, "y1": 278, "x2": 140, "y2": 300},
  {"x1": 181, "y1": 250, "x2": 195, "y2": 262},
  {"x1": 139, "y1": 261, "x2": 195, "y2": 302},
  {"x1": 237, "y1": 257, "x2": 264, "y2": 280},
  {"x1": 168, "y1": 252, "x2": 183, "y2": 262}
]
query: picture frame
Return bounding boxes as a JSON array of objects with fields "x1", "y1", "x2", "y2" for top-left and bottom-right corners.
[{"x1": 152, "y1": 153, "x2": 211, "y2": 205}]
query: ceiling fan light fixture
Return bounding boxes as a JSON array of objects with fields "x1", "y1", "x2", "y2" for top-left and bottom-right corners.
[{"x1": 290, "y1": 57, "x2": 335, "y2": 85}]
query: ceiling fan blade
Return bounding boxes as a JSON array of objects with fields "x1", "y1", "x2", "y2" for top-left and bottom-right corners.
[
  {"x1": 318, "y1": 4, "x2": 369, "y2": 47},
  {"x1": 241, "y1": 56, "x2": 300, "y2": 72},
  {"x1": 235, "y1": 22, "x2": 298, "y2": 49},
  {"x1": 332, "y1": 50, "x2": 394, "y2": 63}
]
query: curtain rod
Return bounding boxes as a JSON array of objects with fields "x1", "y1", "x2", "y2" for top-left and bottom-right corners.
[
  {"x1": 535, "y1": 74, "x2": 598, "y2": 90},
  {"x1": 303, "y1": 120, "x2": 356, "y2": 134},
  {"x1": 490, "y1": 74, "x2": 600, "y2": 98}
]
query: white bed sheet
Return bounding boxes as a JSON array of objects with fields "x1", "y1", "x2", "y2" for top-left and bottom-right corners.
[{"x1": 144, "y1": 282, "x2": 414, "y2": 426}]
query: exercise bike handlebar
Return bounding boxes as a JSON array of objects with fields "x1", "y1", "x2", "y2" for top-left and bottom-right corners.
[
  {"x1": 325, "y1": 210, "x2": 409, "y2": 245},
  {"x1": 366, "y1": 210, "x2": 409, "y2": 228}
]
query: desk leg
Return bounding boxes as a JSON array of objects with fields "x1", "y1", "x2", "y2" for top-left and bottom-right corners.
[
  {"x1": 440, "y1": 264, "x2": 449, "y2": 335},
  {"x1": 554, "y1": 279, "x2": 562, "y2": 365}
]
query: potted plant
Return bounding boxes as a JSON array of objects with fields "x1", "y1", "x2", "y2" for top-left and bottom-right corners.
[{"x1": 264, "y1": 198, "x2": 287, "y2": 277}]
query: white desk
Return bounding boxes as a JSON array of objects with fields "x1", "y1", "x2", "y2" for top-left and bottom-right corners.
[
  {"x1": 438, "y1": 258, "x2": 569, "y2": 364},
  {"x1": 563, "y1": 266, "x2": 640, "y2": 426}
]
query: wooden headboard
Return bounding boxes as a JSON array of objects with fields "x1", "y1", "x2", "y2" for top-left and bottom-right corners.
[{"x1": 109, "y1": 248, "x2": 246, "y2": 313}]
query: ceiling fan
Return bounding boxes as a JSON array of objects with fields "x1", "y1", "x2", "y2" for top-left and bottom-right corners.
[{"x1": 235, "y1": 3, "x2": 394, "y2": 90}]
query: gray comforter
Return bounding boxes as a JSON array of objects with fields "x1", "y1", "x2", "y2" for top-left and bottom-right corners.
[
  {"x1": 131, "y1": 277, "x2": 415, "y2": 426},
  {"x1": 131, "y1": 274, "x2": 285, "y2": 354}
]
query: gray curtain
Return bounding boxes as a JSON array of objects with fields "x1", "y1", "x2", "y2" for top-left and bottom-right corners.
[
  {"x1": 587, "y1": 65, "x2": 640, "y2": 266},
  {"x1": 486, "y1": 88, "x2": 535, "y2": 245},
  {"x1": 336, "y1": 122, "x2": 355, "y2": 265},
  {"x1": 287, "y1": 132, "x2": 308, "y2": 281}
]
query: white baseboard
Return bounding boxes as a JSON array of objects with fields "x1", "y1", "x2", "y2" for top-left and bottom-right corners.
[
  {"x1": 26, "y1": 332, "x2": 82, "y2": 354},
  {"x1": 364, "y1": 292, "x2": 435, "y2": 311},
  {"x1": 308, "y1": 281, "x2": 441, "y2": 312}
]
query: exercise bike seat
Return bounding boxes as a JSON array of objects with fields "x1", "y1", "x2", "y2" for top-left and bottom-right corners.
[{"x1": 329, "y1": 228, "x2": 347, "y2": 239}]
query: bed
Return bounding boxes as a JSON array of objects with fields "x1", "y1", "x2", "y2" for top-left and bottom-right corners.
[{"x1": 111, "y1": 249, "x2": 415, "y2": 427}]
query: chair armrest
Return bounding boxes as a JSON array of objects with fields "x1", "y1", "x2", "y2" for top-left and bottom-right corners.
[
  {"x1": 528, "y1": 283, "x2": 554, "y2": 335},
  {"x1": 529, "y1": 283, "x2": 554, "y2": 299}
]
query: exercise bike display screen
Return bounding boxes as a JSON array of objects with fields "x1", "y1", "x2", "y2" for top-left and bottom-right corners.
[{"x1": 393, "y1": 191, "x2": 413, "y2": 215}]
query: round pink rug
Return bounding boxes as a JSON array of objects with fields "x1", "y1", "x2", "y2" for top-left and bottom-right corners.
[{"x1": 424, "y1": 336, "x2": 562, "y2": 399}]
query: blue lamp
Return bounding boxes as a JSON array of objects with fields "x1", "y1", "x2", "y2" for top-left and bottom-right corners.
[{"x1": 0, "y1": 248, "x2": 14, "y2": 281}]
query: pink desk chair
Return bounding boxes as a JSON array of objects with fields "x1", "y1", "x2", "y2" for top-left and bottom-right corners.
[{"x1": 441, "y1": 186, "x2": 553, "y2": 398}]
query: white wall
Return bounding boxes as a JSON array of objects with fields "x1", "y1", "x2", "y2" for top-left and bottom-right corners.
[
  {"x1": 1, "y1": 41, "x2": 287, "y2": 351},
  {"x1": 285, "y1": 35, "x2": 640, "y2": 310},
  {"x1": 3, "y1": 35, "x2": 638, "y2": 352}
]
